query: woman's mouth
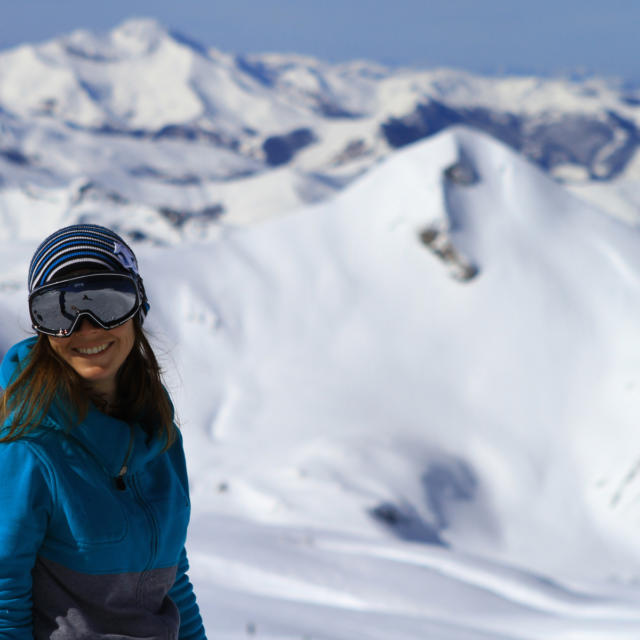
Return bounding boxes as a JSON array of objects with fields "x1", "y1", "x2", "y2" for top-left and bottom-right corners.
[{"x1": 74, "y1": 342, "x2": 112, "y2": 356}]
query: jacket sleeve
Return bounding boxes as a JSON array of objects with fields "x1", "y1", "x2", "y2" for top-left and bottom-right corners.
[
  {"x1": 168, "y1": 547, "x2": 207, "y2": 640},
  {"x1": 0, "y1": 440, "x2": 52, "y2": 639}
]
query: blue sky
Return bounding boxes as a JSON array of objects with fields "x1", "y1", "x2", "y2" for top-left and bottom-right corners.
[{"x1": 2, "y1": 0, "x2": 638, "y2": 80}]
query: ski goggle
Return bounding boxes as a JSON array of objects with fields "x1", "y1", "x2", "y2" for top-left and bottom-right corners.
[{"x1": 29, "y1": 273, "x2": 144, "y2": 337}]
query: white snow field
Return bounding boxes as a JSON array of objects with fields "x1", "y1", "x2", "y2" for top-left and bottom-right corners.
[{"x1": 2, "y1": 127, "x2": 640, "y2": 638}]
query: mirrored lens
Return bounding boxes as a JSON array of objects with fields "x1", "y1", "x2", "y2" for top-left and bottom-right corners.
[{"x1": 30, "y1": 275, "x2": 139, "y2": 335}]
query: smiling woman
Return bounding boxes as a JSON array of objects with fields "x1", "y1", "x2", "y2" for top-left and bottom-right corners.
[{"x1": 0, "y1": 224, "x2": 207, "y2": 640}]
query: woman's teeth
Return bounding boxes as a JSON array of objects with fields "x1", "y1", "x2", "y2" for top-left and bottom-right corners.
[{"x1": 76, "y1": 343, "x2": 110, "y2": 355}]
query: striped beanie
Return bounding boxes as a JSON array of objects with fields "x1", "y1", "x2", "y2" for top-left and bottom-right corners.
[{"x1": 28, "y1": 224, "x2": 149, "y2": 317}]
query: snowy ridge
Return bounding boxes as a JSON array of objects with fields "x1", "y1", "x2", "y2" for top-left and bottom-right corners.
[
  {"x1": 168, "y1": 128, "x2": 640, "y2": 635},
  {"x1": 0, "y1": 128, "x2": 629, "y2": 637}
]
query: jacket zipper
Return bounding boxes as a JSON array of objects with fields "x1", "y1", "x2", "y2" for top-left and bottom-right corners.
[
  {"x1": 130, "y1": 474, "x2": 159, "y2": 570},
  {"x1": 114, "y1": 424, "x2": 136, "y2": 490},
  {"x1": 66, "y1": 428, "x2": 160, "y2": 592}
]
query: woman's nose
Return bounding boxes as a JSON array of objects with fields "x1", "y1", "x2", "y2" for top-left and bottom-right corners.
[{"x1": 75, "y1": 317, "x2": 101, "y2": 333}]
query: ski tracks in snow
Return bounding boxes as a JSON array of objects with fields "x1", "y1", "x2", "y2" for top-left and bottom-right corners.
[{"x1": 188, "y1": 517, "x2": 640, "y2": 639}]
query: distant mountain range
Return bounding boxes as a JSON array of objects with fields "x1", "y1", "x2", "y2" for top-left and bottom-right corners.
[{"x1": 1, "y1": 18, "x2": 639, "y2": 241}]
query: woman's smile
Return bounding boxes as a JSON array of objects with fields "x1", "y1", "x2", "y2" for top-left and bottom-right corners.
[{"x1": 73, "y1": 341, "x2": 113, "y2": 356}]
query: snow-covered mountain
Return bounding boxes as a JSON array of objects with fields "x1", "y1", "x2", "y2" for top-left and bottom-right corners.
[
  {"x1": 2, "y1": 126, "x2": 640, "y2": 637},
  {"x1": 2, "y1": 17, "x2": 640, "y2": 241},
  {"x1": 3, "y1": 19, "x2": 640, "y2": 637}
]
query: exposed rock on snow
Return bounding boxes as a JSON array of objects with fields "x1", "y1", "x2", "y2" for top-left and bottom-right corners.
[{"x1": 419, "y1": 225, "x2": 479, "y2": 282}]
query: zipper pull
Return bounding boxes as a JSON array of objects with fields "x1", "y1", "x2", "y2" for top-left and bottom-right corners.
[{"x1": 115, "y1": 465, "x2": 127, "y2": 491}]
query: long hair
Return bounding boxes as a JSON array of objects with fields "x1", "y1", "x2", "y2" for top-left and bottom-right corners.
[{"x1": 0, "y1": 318, "x2": 176, "y2": 449}]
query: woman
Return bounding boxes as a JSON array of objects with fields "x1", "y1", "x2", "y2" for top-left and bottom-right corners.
[{"x1": 0, "y1": 224, "x2": 207, "y2": 640}]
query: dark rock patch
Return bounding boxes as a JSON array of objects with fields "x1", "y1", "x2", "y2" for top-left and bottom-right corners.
[{"x1": 263, "y1": 128, "x2": 316, "y2": 166}]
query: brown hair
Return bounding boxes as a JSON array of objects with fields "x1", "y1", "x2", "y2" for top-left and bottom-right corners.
[{"x1": 0, "y1": 318, "x2": 176, "y2": 448}]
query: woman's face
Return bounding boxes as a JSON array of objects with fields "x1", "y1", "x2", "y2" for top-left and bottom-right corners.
[{"x1": 47, "y1": 318, "x2": 135, "y2": 396}]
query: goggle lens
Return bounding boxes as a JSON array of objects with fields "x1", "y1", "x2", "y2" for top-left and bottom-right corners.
[{"x1": 29, "y1": 274, "x2": 141, "y2": 337}]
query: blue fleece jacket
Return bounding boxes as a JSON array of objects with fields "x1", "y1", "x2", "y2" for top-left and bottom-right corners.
[{"x1": 0, "y1": 337, "x2": 207, "y2": 640}]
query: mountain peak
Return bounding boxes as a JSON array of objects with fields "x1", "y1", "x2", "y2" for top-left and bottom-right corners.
[
  {"x1": 59, "y1": 17, "x2": 170, "y2": 61},
  {"x1": 106, "y1": 17, "x2": 169, "y2": 56},
  {"x1": 112, "y1": 17, "x2": 167, "y2": 37}
]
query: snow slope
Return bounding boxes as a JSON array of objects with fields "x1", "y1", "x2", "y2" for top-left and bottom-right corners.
[{"x1": 2, "y1": 127, "x2": 640, "y2": 637}]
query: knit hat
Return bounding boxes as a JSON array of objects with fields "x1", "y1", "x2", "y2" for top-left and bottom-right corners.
[{"x1": 28, "y1": 224, "x2": 149, "y2": 319}]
